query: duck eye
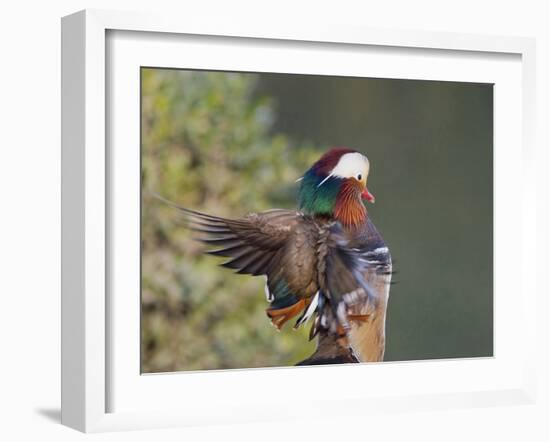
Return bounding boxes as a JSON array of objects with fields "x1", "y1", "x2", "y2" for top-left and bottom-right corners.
[{"x1": 357, "y1": 174, "x2": 362, "y2": 181}]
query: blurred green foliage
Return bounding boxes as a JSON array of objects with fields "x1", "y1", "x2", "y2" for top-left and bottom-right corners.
[{"x1": 141, "y1": 69, "x2": 318, "y2": 372}]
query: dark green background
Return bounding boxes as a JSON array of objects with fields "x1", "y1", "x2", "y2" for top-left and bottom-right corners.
[{"x1": 141, "y1": 69, "x2": 493, "y2": 372}]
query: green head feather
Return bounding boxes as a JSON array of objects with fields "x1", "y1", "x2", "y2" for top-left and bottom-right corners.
[{"x1": 298, "y1": 171, "x2": 342, "y2": 216}]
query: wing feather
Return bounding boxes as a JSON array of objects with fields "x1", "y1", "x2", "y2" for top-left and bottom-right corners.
[{"x1": 161, "y1": 197, "x2": 299, "y2": 280}]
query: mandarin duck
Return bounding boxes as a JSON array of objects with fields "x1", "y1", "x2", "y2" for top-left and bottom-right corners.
[{"x1": 163, "y1": 148, "x2": 392, "y2": 365}]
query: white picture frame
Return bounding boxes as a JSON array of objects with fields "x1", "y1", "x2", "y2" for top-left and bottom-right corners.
[{"x1": 61, "y1": 9, "x2": 537, "y2": 433}]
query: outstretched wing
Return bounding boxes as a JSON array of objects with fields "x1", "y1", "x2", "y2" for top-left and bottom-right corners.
[
  {"x1": 310, "y1": 222, "x2": 392, "y2": 342},
  {"x1": 162, "y1": 199, "x2": 319, "y2": 328},
  {"x1": 186, "y1": 207, "x2": 298, "y2": 276}
]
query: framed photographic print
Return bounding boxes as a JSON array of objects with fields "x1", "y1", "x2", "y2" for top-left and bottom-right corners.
[{"x1": 61, "y1": 9, "x2": 537, "y2": 432}]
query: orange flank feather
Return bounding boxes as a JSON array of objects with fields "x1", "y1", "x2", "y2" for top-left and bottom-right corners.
[
  {"x1": 266, "y1": 298, "x2": 308, "y2": 330},
  {"x1": 348, "y1": 313, "x2": 371, "y2": 322}
]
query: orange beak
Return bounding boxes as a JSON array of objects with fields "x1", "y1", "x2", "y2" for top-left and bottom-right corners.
[{"x1": 361, "y1": 187, "x2": 375, "y2": 203}]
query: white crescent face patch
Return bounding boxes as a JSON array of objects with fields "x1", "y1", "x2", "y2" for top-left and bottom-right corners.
[{"x1": 318, "y1": 152, "x2": 370, "y2": 187}]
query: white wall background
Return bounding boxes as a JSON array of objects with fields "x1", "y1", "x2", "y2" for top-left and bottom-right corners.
[{"x1": 0, "y1": 1, "x2": 548, "y2": 440}]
